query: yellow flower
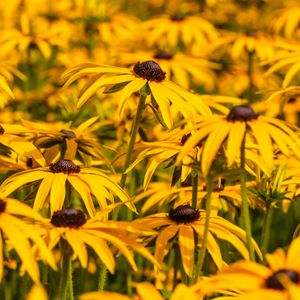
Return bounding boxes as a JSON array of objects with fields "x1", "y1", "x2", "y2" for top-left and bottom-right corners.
[
  {"x1": 135, "y1": 205, "x2": 261, "y2": 277},
  {"x1": 177, "y1": 105, "x2": 300, "y2": 176},
  {"x1": 0, "y1": 123, "x2": 46, "y2": 166},
  {"x1": 201, "y1": 237, "x2": 300, "y2": 300},
  {"x1": 21, "y1": 117, "x2": 109, "y2": 165},
  {"x1": 44, "y1": 208, "x2": 157, "y2": 273},
  {"x1": 62, "y1": 60, "x2": 212, "y2": 129},
  {"x1": 80, "y1": 281, "x2": 199, "y2": 300},
  {"x1": 0, "y1": 159, "x2": 134, "y2": 216},
  {"x1": 0, "y1": 197, "x2": 56, "y2": 283},
  {"x1": 0, "y1": 13, "x2": 70, "y2": 58},
  {"x1": 142, "y1": 14, "x2": 219, "y2": 50},
  {"x1": 220, "y1": 31, "x2": 276, "y2": 61},
  {"x1": 118, "y1": 49, "x2": 219, "y2": 90}
]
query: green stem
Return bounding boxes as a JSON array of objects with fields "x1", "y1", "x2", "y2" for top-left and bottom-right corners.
[
  {"x1": 192, "y1": 174, "x2": 198, "y2": 209},
  {"x1": 260, "y1": 204, "x2": 274, "y2": 260},
  {"x1": 247, "y1": 50, "x2": 255, "y2": 103},
  {"x1": 240, "y1": 136, "x2": 255, "y2": 261},
  {"x1": 126, "y1": 268, "x2": 133, "y2": 297},
  {"x1": 98, "y1": 265, "x2": 107, "y2": 291},
  {"x1": 172, "y1": 247, "x2": 179, "y2": 290},
  {"x1": 58, "y1": 248, "x2": 72, "y2": 300},
  {"x1": 120, "y1": 93, "x2": 147, "y2": 189},
  {"x1": 68, "y1": 259, "x2": 74, "y2": 300},
  {"x1": 195, "y1": 175, "x2": 214, "y2": 279}
]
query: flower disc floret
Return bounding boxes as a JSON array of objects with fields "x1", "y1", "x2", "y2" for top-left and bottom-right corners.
[
  {"x1": 153, "y1": 50, "x2": 173, "y2": 60},
  {"x1": 226, "y1": 105, "x2": 259, "y2": 122},
  {"x1": 0, "y1": 200, "x2": 6, "y2": 213},
  {"x1": 265, "y1": 269, "x2": 300, "y2": 290},
  {"x1": 133, "y1": 60, "x2": 166, "y2": 82},
  {"x1": 60, "y1": 129, "x2": 76, "y2": 138},
  {"x1": 51, "y1": 208, "x2": 86, "y2": 228},
  {"x1": 49, "y1": 159, "x2": 80, "y2": 174},
  {"x1": 168, "y1": 205, "x2": 200, "y2": 224},
  {"x1": 170, "y1": 14, "x2": 185, "y2": 21}
]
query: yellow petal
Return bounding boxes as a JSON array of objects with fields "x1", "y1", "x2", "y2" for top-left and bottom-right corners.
[
  {"x1": 68, "y1": 176, "x2": 96, "y2": 217},
  {"x1": 50, "y1": 173, "x2": 67, "y2": 213},
  {"x1": 65, "y1": 231, "x2": 88, "y2": 268},
  {"x1": 178, "y1": 226, "x2": 195, "y2": 277},
  {"x1": 135, "y1": 282, "x2": 164, "y2": 300},
  {"x1": 226, "y1": 122, "x2": 246, "y2": 166}
]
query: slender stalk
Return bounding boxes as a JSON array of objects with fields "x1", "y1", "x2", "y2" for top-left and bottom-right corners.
[
  {"x1": 126, "y1": 268, "x2": 133, "y2": 297},
  {"x1": 247, "y1": 50, "x2": 255, "y2": 103},
  {"x1": 260, "y1": 204, "x2": 274, "y2": 260},
  {"x1": 172, "y1": 247, "x2": 179, "y2": 290},
  {"x1": 98, "y1": 265, "x2": 107, "y2": 291},
  {"x1": 58, "y1": 247, "x2": 73, "y2": 300},
  {"x1": 192, "y1": 173, "x2": 198, "y2": 209},
  {"x1": 68, "y1": 259, "x2": 74, "y2": 300},
  {"x1": 195, "y1": 175, "x2": 214, "y2": 278},
  {"x1": 240, "y1": 136, "x2": 255, "y2": 261},
  {"x1": 120, "y1": 93, "x2": 147, "y2": 189}
]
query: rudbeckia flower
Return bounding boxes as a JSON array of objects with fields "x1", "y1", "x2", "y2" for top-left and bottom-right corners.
[
  {"x1": 201, "y1": 237, "x2": 300, "y2": 300},
  {"x1": 0, "y1": 197, "x2": 56, "y2": 283},
  {"x1": 135, "y1": 204, "x2": 261, "y2": 277},
  {"x1": 220, "y1": 31, "x2": 275, "y2": 61},
  {"x1": 177, "y1": 105, "x2": 300, "y2": 176},
  {"x1": 0, "y1": 159, "x2": 134, "y2": 216},
  {"x1": 80, "y1": 281, "x2": 199, "y2": 300},
  {"x1": 0, "y1": 123, "x2": 46, "y2": 166},
  {"x1": 0, "y1": 13, "x2": 69, "y2": 58},
  {"x1": 44, "y1": 208, "x2": 157, "y2": 273},
  {"x1": 62, "y1": 60, "x2": 211, "y2": 129},
  {"x1": 142, "y1": 14, "x2": 219, "y2": 50},
  {"x1": 118, "y1": 49, "x2": 219, "y2": 90},
  {"x1": 21, "y1": 117, "x2": 109, "y2": 165}
]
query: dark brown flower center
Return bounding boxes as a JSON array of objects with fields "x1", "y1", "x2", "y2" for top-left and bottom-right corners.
[
  {"x1": 133, "y1": 60, "x2": 166, "y2": 82},
  {"x1": 0, "y1": 125, "x2": 5, "y2": 135},
  {"x1": 170, "y1": 14, "x2": 185, "y2": 21},
  {"x1": 168, "y1": 205, "x2": 200, "y2": 224},
  {"x1": 265, "y1": 269, "x2": 300, "y2": 290},
  {"x1": 49, "y1": 159, "x2": 80, "y2": 174},
  {"x1": 51, "y1": 208, "x2": 86, "y2": 228},
  {"x1": 226, "y1": 105, "x2": 259, "y2": 122},
  {"x1": 60, "y1": 129, "x2": 76, "y2": 139},
  {"x1": 0, "y1": 200, "x2": 6, "y2": 213},
  {"x1": 153, "y1": 50, "x2": 174, "y2": 60},
  {"x1": 288, "y1": 97, "x2": 297, "y2": 103}
]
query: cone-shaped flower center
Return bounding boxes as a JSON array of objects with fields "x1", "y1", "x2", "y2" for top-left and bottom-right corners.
[
  {"x1": 0, "y1": 125, "x2": 5, "y2": 135},
  {"x1": 51, "y1": 208, "x2": 86, "y2": 228},
  {"x1": 227, "y1": 105, "x2": 259, "y2": 122},
  {"x1": 288, "y1": 97, "x2": 297, "y2": 103},
  {"x1": 168, "y1": 205, "x2": 200, "y2": 224},
  {"x1": 133, "y1": 60, "x2": 166, "y2": 82},
  {"x1": 60, "y1": 129, "x2": 76, "y2": 138},
  {"x1": 154, "y1": 50, "x2": 174, "y2": 60},
  {"x1": 49, "y1": 159, "x2": 80, "y2": 174},
  {"x1": 170, "y1": 14, "x2": 185, "y2": 21},
  {"x1": 0, "y1": 200, "x2": 6, "y2": 213},
  {"x1": 265, "y1": 269, "x2": 300, "y2": 290}
]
